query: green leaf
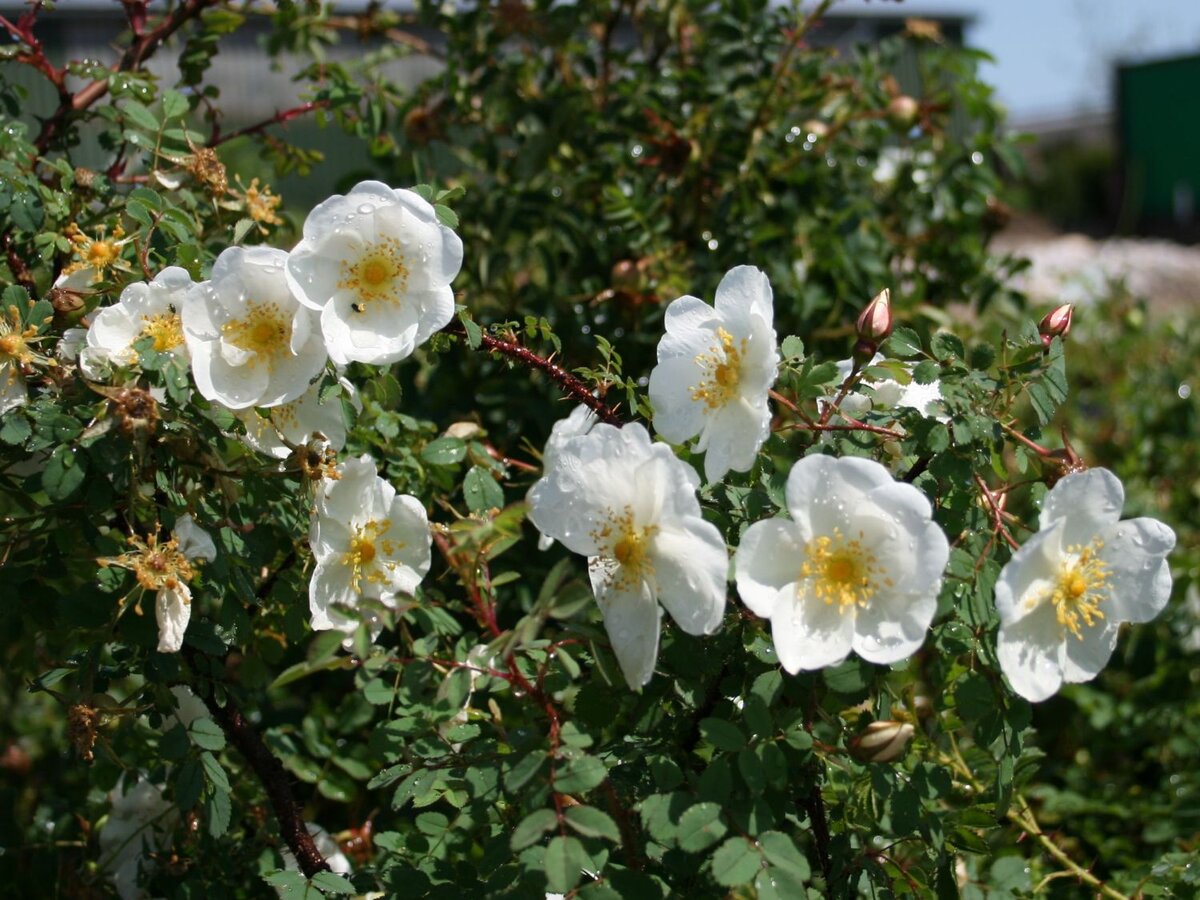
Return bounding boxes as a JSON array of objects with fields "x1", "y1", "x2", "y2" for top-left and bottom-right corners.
[
  {"x1": 159, "y1": 723, "x2": 190, "y2": 760},
  {"x1": 42, "y1": 446, "x2": 86, "y2": 501},
  {"x1": 931, "y1": 332, "x2": 965, "y2": 362},
  {"x1": 121, "y1": 99, "x2": 160, "y2": 133},
  {"x1": 311, "y1": 871, "x2": 356, "y2": 894},
  {"x1": 554, "y1": 755, "x2": 607, "y2": 794},
  {"x1": 188, "y1": 717, "x2": 226, "y2": 751},
  {"x1": 460, "y1": 314, "x2": 483, "y2": 349},
  {"x1": 204, "y1": 781, "x2": 231, "y2": 837},
  {"x1": 699, "y1": 717, "x2": 745, "y2": 752},
  {"x1": 758, "y1": 831, "x2": 810, "y2": 882},
  {"x1": 676, "y1": 802, "x2": 726, "y2": 852},
  {"x1": 564, "y1": 805, "x2": 620, "y2": 842},
  {"x1": 0, "y1": 412, "x2": 30, "y2": 445},
  {"x1": 161, "y1": 89, "x2": 189, "y2": 120},
  {"x1": 10, "y1": 189, "x2": 44, "y2": 231},
  {"x1": 544, "y1": 835, "x2": 588, "y2": 893},
  {"x1": 780, "y1": 335, "x2": 805, "y2": 361},
  {"x1": 711, "y1": 837, "x2": 761, "y2": 886},
  {"x1": 232, "y1": 217, "x2": 255, "y2": 244},
  {"x1": 504, "y1": 750, "x2": 546, "y2": 792},
  {"x1": 362, "y1": 677, "x2": 395, "y2": 706},
  {"x1": 174, "y1": 755, "x2": 204, "y2": 810},
  {"x1": 435, "y1": 203, "x2": 459, "y2": 228},
  {"x1": 463, "y1": 466, "x2": 504, "y2": 512},
  {"x1": 511, "y1": 808, "x2": 559, "y2": 850},
  {"x1": 420, "y1": 436, "x2": 467, "y2": 466},
  {"x1": 200, "y1": 751, "x2": 230, "y2": 794},
  {"x1": 886, "y1": 326, "x2": 924, "y2": 359}
]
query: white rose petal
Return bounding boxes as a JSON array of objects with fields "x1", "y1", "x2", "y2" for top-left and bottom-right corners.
[
  {"x1": 648, "y1": 266, "x2": 780, "y2": 483},
  {"x1": 234, "y1": 377, "x2": 358, "y2": 459},
  {"x1": 995, "y1": 468, "x2": 1176, "y2": 702},
  {"x1": 537, "y1": 404, "x2": 600, "y2": 550},
  {"x1": 527, "y1": 421, "x2": 729, "y2": 689},
  {"x1": 183, "y1": 246, "x2": 327, "y2": 409},
  {"x1": 833, "y1": 354, "x2": 948, "y2": 422},
  {"x1": 286, "y1": 180, "x2": 464, "y2": 366},
  {"x1": 309, "y1": 454, "x2": 433, "y2": 642},
  {"x1": 735, "y1": 454, "x2": 949, "y2": 673},
  {"x1": 81, "y1": 266, "x2": 193, "y2": 380}
]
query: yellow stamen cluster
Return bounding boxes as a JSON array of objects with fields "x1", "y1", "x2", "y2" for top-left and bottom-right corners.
[
  {"x1": 139, "y1": 311, "x2": 185, "y2": 353},
  {"x1": 343, "y1": 519, "x2": 403, "y2": 593},
  {"x1": 690, "y1": 327, "x2": 745, "y2": 409},
  {"x1": 101, "y1": 534, "x2": 196, "y2": 594},
  {"x1": 590, "y1": 505, "x2": 659, "y2": 590},
  {"x1": 222, "y1": 302, "x2": 290, "y2": 365},
  {"x1": 63, "y1": 222, "x2": 129, "y2": 283},
  {"x1": 801, "y1": 528, "x2": 886, "y2": 610},
  {"x1": 242, "y1": 178, "x2": 283, "y2": 228},
  {"x1": 338, "y1": 236, "x2": 409, "y2": 310},
  {"x1": 0, "y1": 304, "x2": 47, "y2": 370},
  {"x1": 1046, "y1": 539, "x2": 1111, "y2": 638}
]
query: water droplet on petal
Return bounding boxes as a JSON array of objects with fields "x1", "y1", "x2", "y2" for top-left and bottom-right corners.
[{"x1": 357, "y1": 203, "x2": 375, "y2": 215}]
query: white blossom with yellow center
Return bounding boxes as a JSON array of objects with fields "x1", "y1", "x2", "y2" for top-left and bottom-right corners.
[
  {"x1": 648, "y1": 266, "x2": 779, "y2": 483},
  {"x1": 309, "y1": 455, "x2": 432, "y2": 641},
  {"x1": 80, "y1": 267, "x2": 194, "y2": 380},
  {"x1": 232, "y1": 377, "x2": 358, "y2": 460},
  {"x1": 0, "y1": 304, "x2": 40, "y2": 414},
  {"x1": 527, "y1": 422, "x2": 728, "y2": 689},
  {"x1": 286, "y1": 180, "x2": 463, "y2": 366},
  {"x1": 735, "y1": 454, "x2": 949, "y2": 673},
  {"x1": 995, "y1": 468, "x2": 1175, "y2": 702},
  {"x1": 181, "y1": 247, "x2": 327, "y2": 409}
]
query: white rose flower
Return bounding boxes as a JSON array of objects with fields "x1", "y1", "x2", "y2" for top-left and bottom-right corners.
[
  {"x1": 285, "y1": 180, "x2": 464, "y2": 366},
  {"x1": 735, "y1": 454, "x2": 949, "y2": 672},
  {"x1": 80, "y1": 267, "x2": 193, "y2": 379},
  {"x1": 154, "y1": 515, "x2": 218, "y2": 654},
  {"x1": 527, "y1": 422, "x2": 729, "y2": 688},
  {"x1": 234, "y1": 377, "x2": 358, "y2": 459},
  {"x1": 648, "y1": 265, "x2": 779, "y2": 483},
  {"x1": 99, "y1": 777, "x2": 178, "y2": 900},
  {"x1": 995, "y1": 468, "x2": 1176, "y2": 702},
  {"x1": 537, "y1": 404, "x2": 599, "y2": 551},
  {"x1": 309, "y1": 455, "x2": 432, "y2": 639},
  {"x1": 834, "y1": 354, "x2": 947, "y2": 422},
  {"x1": 182, "y1": 246, "x2": 327, "y2": 410}
]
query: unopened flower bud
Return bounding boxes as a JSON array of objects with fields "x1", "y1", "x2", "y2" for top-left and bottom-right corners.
[
  {"x1": 848, "y1": 720, "x2": 914, "y2": 764},
  {"x1": 888, "y1": 95, "x2": 919, "y2": 127},
  {"x1": 1039, "y1": 303, "x2": 1073, "y2": 348},
  {"x1": 853, "y1": 288, "x2": 893, "y2": 361}
]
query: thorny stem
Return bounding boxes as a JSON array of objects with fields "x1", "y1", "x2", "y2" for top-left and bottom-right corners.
[
  {"x1": 771, "y1": 389, "x2": 905, "y2": 440},
  {"x1": 183, "y1": 652, "x2": 330, "y2": 879},
  {"x1": 444, "y1": 320, "x2": 623, "y2": 426},
  {"x1": 819, "y1": 358, "x2": 863, "y2": 426},
  {"x1": 207, "y1": 101, "x2": 329, "y2": 147},
  {"x1": 1000, "y1": 421, "x2": 1065, "y2": 466},
  {"x1": 940, "y1": 746, "x2": 1129, "y2": 900}
]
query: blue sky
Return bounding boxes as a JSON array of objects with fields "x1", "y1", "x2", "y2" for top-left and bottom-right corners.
[{"x1": 837, "y1": 0, "x2": 1200, "y2": 123}]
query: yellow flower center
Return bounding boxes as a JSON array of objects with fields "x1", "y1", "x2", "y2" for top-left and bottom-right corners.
[
  {"x1": 140, "y1": 312, "x2": 184, "y2": 353},
  {"x1": 590, "y1": 505, "x2": 658, "y2": 590},
  {"x1": 127, "y1": 537, "x2": 196, "y2": 592},
  {"x1": 222, "y1": 302, "x2": 290, "y2": 365},
  {"x1": 87, "y1": 240, "x2": 118, "y2": 268},
  {"x1": 691, "y1": 327, "x2": 745, "y2": 409},
  {"x1": 339, "y1": 237, "x2": 409, "y2": 309},
  {"x1": 343, "y1": 519, "x2": 402, "y2": 593},
  {"x1": 800, "y1": 528, "x2": 885, "y2": 610},
  {"x1": 1044, "y1": 539, "x2": 1111, "y2": 638},
  {"x1": 0, "y1": 333, "x2": 22, "y2": 358}
]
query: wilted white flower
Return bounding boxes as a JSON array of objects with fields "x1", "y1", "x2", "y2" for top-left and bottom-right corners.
[
  {"x1": 99, "y1": 777, "x2": 178, "y2": 900},
  {"x1": 309, "y1": 455, "x2": 432, "y2": 640},
  {"x1": 286, "y1": 180, "x2": 464, "y2": 366},
  {"x1": 102, "y1": 514, "x2": 217, "y2": 653},
  {"x1": 527, "y1": 422, "x2": 728, "y2": 688},
  {"x1": 736, "y1": 454, "x2": 949, "y2": 672},
  {"x1": 995, "y1": 468, "x2": 1176, "y2": 702},
  {"x1": 80, "y1": 267, "x2": 194, "y2": 379},
  {"x1": 648, "y1": 266, "x2": 779, "y2": 483},
  {"x1": 537, "y1": 404, "x2": 599, "y2": 550},
  {"x1": 233, "y1": 378, "x2": 358, "y2": 459},
  {"x1": 834, "y1": 354, "x2": 946, "y2": 422},
  {"x1": 182, "y1": 246, "x2": 326, "y2": 410}
]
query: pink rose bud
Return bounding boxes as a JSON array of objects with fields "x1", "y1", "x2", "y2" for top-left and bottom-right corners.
[
  {"x1": 1039, "y1": 303, "x2": 1073, "y2": 347},
  {"x1": 848, "y1": 720, "x2": 915, "y2": 764},
  {"x1": 853, "y1": 288, "x2": 893, "y2": 361},
  {"x1": 888, "y1": 95, "x2": 919, "y2": 127}
]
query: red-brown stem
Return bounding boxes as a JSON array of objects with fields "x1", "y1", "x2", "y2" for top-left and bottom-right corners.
[
  {"x1": 181, "y1": 660, "x2": 329, "y2": 879},
  {"x1": 208, "y1": 101, "x2": 329, "y2": 147},
  {"x1": 1, "y1": 231, "x2": 37, "y2": 293},
  {"x1": 35, "y1": 0, "x2": 220, "y2": 153},
  {"x1": 1001, "y1": 422, "x2": 1064, "y2": 464},
  {"x1": 974, "y1": 474, "x2": 1020, "y2": 551},
  {"x1": 819, "y1": 358, "x2": 863, "y2": 426},
  {"x1": 444, "y1": 320, "x2": 622, "y2": 426}
]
